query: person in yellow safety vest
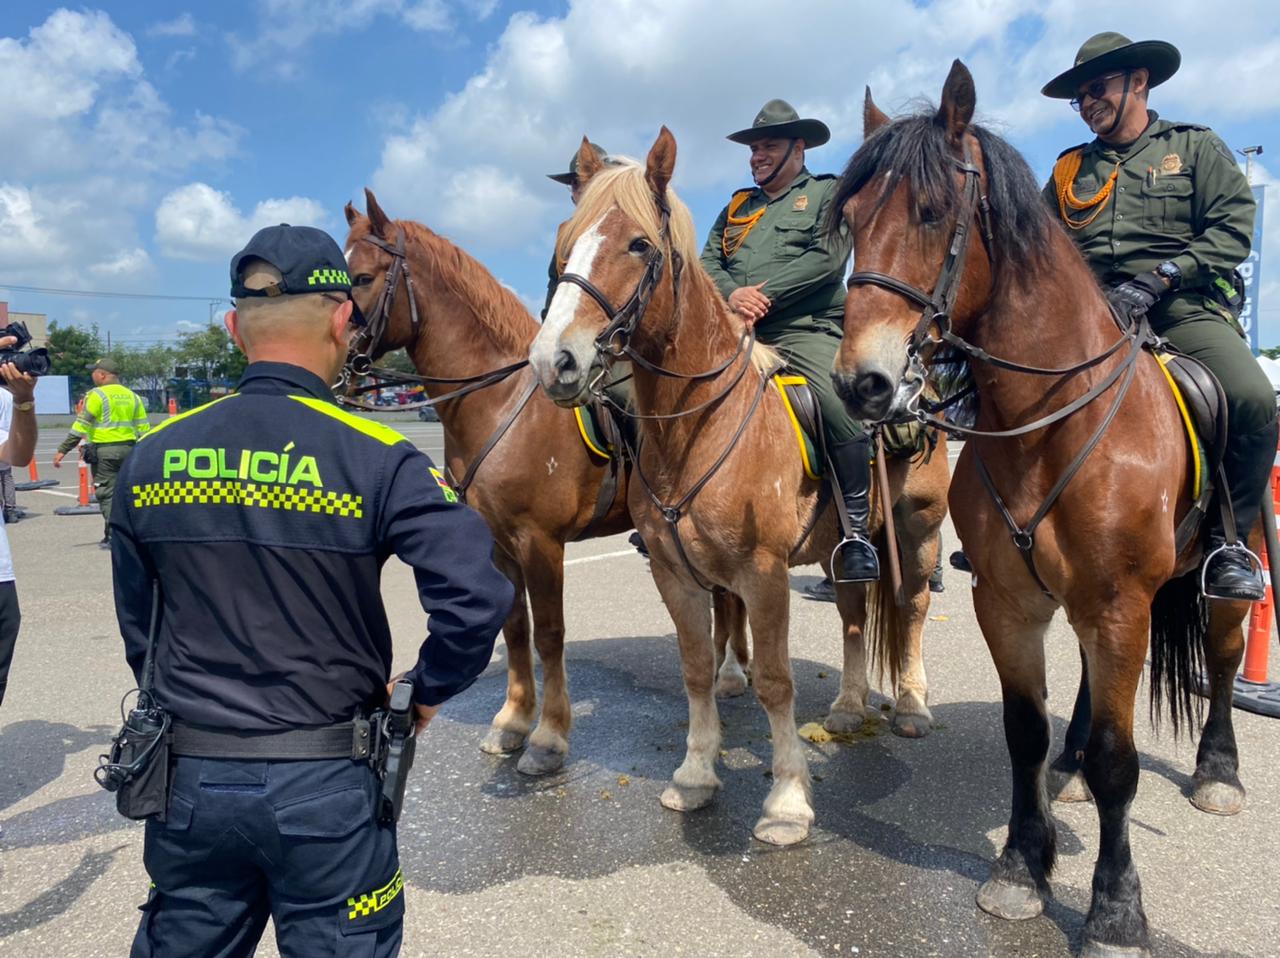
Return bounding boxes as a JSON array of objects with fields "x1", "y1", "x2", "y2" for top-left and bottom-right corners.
[{"x1": 53, "y1": 357, "x2": 151, "y2": 549}]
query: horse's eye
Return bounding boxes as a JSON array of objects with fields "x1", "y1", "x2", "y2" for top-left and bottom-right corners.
[
  {"x1": 628, "y1": 237, "x2": 651, "y2": 255},
  {"x1": 354, "y1": 274, "x2": 375, "y2": 287},
  {"x1": 918, "y1": 207, "x2": 939, "y2": 226}
]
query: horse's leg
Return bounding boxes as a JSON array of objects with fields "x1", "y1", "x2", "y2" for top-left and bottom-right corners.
[
  {"x1": 654, "y1": 561, "x2": 722, "y2": 812},
  {"x1": 1190, "y1": 600, "x2": 1248, "y2": 815},
  {"x1": 516, "y1": 537, "x2": 571, "y2": 776},
  {"x1": 714, "y1": 591, "x2": 750, "y2": 698},
  {"x1": 974, "y1": 585, "x2": 1057, "y2": 922},
  {"x1": 480, "y1": 549, "x2": 535, "y2": 755},
  {"x1": 825, "y1": 582, "x2": 868, "y2": 733},
  {"x1": 890, "y1": 517, "x2": 937, "y2": 738},
  {"x1": 1049, "y1": 647, "x2": 1094, "y2": 803},
  {"x1": 745, "y1": 559, "x2": 813, "y2": 846},
  {"x1": 1078, "y1": 609, "x2": 1153, "y2": 957}
]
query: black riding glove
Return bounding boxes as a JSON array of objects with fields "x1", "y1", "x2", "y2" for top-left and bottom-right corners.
[{"x1": 1107, "y1": 271, "x2": 1167, "y2": 322}]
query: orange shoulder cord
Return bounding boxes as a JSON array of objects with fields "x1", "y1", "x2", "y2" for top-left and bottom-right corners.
[
  {"x1": 721, "y1": 190, "x2": 767, "y2": 257},
  {"x1": 1053, "y1": 148, "x2": 1121, "y2": 231}
]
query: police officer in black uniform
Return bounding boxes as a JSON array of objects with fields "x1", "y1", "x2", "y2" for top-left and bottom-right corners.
[{"x1": 111, "y1": 225, "x2": 514, "y2": 957}]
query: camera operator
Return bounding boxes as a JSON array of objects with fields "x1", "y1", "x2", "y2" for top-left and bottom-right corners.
[{"x1": 0, "y1": 334, "x2": 38, "y2": 707}]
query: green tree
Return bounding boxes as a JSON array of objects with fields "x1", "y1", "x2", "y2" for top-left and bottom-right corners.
[
  {"x1": 1261, "y1": 346, "x2": 1280, "y2": 360},
  {"x1": 175, "y1": 325, "x2": 247, "y2": 383},
  {"x1": 46, "y1": 320, "x2": 103, "y2": 396},
  {"x1": 111, "y1": 344, "x2": 175, "y2": 407}
]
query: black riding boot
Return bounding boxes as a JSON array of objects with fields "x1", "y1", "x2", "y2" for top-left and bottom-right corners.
[
  {"x1": 1203, "y1": 417, "x2": 1278, "y2": 601},
  {"x1": 829, "y1": 437, "x2": 880, "y2": 583}
]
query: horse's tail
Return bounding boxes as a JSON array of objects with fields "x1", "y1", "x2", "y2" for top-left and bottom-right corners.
[
  {"x1": 866, "y1": 525, "x2": 907, "y2": 690},
  {"x1": 1148, "y1": 569, "x2": 1207, "y2": 736}
]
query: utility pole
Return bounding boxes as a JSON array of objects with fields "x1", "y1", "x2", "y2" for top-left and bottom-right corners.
[{"x1": 1239, "y1": 145, "x2": 1264, "y2": 185}]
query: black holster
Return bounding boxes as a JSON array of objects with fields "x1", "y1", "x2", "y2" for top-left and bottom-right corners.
[
  {"x1": 82, "y1": 443, "x2": 99, "y2": 466},
  {"x1": 98, "y1": 702, "x2": 172, "y2": 821}
]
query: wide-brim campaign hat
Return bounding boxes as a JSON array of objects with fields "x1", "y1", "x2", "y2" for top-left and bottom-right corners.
[
  {"x1": 1042, "y1": 32, "x2": 1181, "y2": 99},
  {"x1": 727, "y1": 99, "x2": 830, "y2": 147},
  {"x1": 547, "y1": 142, "x2": 608, "y2": 185}
]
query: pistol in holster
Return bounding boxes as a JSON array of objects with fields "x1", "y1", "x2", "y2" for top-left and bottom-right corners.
[{"x1": 374, "y1": 678, "x2": 418, "y2": 823}]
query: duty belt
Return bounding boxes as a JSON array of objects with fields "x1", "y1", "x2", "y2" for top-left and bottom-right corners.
[{"x1": 170, "y1": 720, "x2": 374, "y2": 761}]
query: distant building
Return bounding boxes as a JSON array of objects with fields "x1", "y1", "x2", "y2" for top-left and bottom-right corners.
[{"x1": 0, "y1": 301, "x2": 48, "y2": 346}]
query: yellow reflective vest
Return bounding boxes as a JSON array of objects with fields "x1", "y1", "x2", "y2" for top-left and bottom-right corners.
[{"x1": 71, "y1": 384, "x2": 152, "y2": 444}]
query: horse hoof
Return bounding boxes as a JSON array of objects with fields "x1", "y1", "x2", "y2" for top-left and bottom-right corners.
[
  {"x1": 479, "y1": 728, "x2": 527, "y2": 755},
  {"x1": 1080, "y1": 940, "x2": 1150, "y2": 958},
  {"x1": 891, "y1": 713, "x2": 932, "y2": 739},
  {"x1": 659, "y1": 782, "x2": 717, "y2": 812},
  {"x1": 1190, "y1": 778, "x2": 1245, "y2": 816},
  {"x1": 752, "y1": 815, "x2": 810, "y2": 846},
  {"x1": 1049, "y1": 768, "x2": 1093, "y2": 803},
  {"x1": 715, "y1": 673, "x2": 749, "y2": 698},
  {"x1": 823, "y1": 710, "x2": 864, "y2": 734},
  {"x1": 976, "y1": 879, "x2": 1043, "y2": 921},
  {"x1": 516, "y1": 744, "x2": 566, "y2": 777}
]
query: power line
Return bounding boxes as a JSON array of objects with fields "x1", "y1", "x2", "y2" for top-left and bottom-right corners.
[{"x1": 0, "y1": 281, "x2": 227, "y2": 303}]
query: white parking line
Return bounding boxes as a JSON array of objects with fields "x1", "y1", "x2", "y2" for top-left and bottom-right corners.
[{"x1": 563, "y1": 548, "x2": 641, "y2": 567}]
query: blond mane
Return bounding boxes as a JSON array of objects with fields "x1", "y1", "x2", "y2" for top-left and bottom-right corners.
[{"x1": 557, "y1": 161, "x2": 700, "y2": 269}]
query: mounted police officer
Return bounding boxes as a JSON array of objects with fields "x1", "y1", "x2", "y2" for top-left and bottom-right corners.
[
  {"x1": 1042, "y1": 33, "x2": 1278, "y2": 600},
  {"x1": 111, "y1": 224, "x2": 514, "y2": 957},
  {"x1": 701, "y1": 99, "x2": 878, "y2": 584},
  {"x1": 544, "y1": 142, "x2": 614, "y2": 320},
  {"x1": 53, "y1": 357, "x2": 150, "y2": 548}
]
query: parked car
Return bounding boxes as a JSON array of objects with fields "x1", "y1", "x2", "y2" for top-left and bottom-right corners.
[{"x1": 418, "y1": 405, "x2": 440, "y2": 422}]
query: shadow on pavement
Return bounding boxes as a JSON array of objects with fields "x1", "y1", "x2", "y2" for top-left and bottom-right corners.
[
  {"x1": 0, "y1": 720, "x2": 113, "y2": 812},
  {"x1": 0, "y1": 845, "x2": 126, "y2": 939}
]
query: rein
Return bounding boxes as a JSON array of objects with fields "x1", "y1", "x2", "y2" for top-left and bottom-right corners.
[{"x1": 847, "y1": 143, "x2": 1154, "y2": 597}]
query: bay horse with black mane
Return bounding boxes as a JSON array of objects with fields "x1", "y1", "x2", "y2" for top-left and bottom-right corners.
[
  {"x1": 528, "y1": 135, "x2": 950, "y2": 845},
  {"x1": 342, "y1": 190, "x2": 751, "y2": 776},
  {"x1": 830, "y1": 62, "x2": 1253, "y2": 957}
]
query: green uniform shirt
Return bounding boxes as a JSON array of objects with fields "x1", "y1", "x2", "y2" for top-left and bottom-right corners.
[
  {"x1": 57, "y1": 383, "x2": 151, "y2": 454},
  {"x1": 700, "y1": 169, "x2": 851, "y2": 334},
  {"x1": 1041, "y1": 112, "x2": 1255, "y2": 326}
]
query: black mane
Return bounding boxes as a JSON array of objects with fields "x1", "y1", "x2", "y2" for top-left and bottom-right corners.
[{"x1": 828, "y1": 112, "x2": 1054, "y2": 279}]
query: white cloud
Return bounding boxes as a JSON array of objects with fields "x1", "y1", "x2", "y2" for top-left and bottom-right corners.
[
  {"x1": 155, "y1": 183, "x2": 329, "y2": 261},
  {"x1": 90, "y1": 247, "x2": 152, "y2": 277},
  {"x1": 0, "y1": 184, "x2": 67, "y2": 266},
  {"x1": 148, "y1": 13, "x2": 197, "y2": 38}
]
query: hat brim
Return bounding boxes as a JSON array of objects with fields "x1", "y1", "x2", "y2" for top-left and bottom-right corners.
[
  {"x1": 546, "y1": 172, "x2": 576, "y2": 185},
  {"x1": 727, "y1": 118, "x2": 830, "y2": 147},
  {"x1": 1041, "y1": 40, "x2": 1181, "y2": 99}
]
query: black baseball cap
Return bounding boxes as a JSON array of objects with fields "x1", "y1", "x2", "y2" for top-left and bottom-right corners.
[{"x1": 230, "y1": 224, "x2": 353, "y2": 297}]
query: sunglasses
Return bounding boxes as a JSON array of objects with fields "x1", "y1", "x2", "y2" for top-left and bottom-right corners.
[
  {"x1": 1070, "y1": 72, "x2": 1129, "y2": 112},
  {"x1": 322, "y1": 292, "x2": 367, "y2": 327}
]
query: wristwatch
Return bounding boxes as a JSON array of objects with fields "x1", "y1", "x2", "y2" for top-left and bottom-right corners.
[
  {"x1": 13, "y1": 401, "x2": 34, "y2": 412},
  {"x1": 1155, "y1": 261, "x2": 1182, "y2": 289}
]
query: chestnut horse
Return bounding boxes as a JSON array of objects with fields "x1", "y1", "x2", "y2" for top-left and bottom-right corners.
[
  {"x1": 528, "y1": 134, "x2": 950, "y2": 845},
  {"x1": 830, "y1": 63, "x2": 1251, "y2": 957}
]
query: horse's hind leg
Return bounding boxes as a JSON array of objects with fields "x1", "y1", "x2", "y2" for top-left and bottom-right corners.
[
  {"x1": 1049, "y1": 647, "x2": 1093, "y2": 803},
  {"x1": 744, "y1": 558, "x2": 813, "y2": 846},
  {"x1": 714, "y1": 591, "x2": 750, "y2": 698},
  {"x1": 1190, "y1": 600, "x2": 1248, "y2": 815},
  {"x1": 826, "y1": 582, "x2": 868, "y2": 733},
  {"x1": 974, "y1": 584, "x2": 1057, "y2": 923},
  {"x1": 653, "y1": 561, "x2": 722, "y2": 812},
  {"x1": 480, "y1": 549, "x2": 536, "y2": 756},
  {"x1": 517, "y1": 537, "x2": 572, "y2": 776}
]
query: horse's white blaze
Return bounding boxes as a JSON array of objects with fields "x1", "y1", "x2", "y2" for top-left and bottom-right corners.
[
  {"x1": 344, "y1": 245, "x2": 355, "y2": 261},
  {"x1": 530, "y1": 216, "x2": 607, "y2": 373}
]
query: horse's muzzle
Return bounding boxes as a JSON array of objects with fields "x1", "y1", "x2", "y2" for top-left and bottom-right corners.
[
  {"x1": 833, "y1": 365, "x2": 897, "y2": 422},
  {"x1": 538, "y1": 348, "x2": 591, "y2": 407}
]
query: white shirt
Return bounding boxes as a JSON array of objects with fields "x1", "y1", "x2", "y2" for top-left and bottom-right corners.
[{"x1": 0, "y1": 390, "x2": 14, "y2": 582}]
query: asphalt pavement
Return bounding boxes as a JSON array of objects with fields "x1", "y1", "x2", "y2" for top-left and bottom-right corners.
[{"x1": 1, "y1": 423, "x2": 1277, "y2": 957}]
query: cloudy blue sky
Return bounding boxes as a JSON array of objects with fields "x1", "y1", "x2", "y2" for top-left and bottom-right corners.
[{"x1": 4, "y1": 1, "x2": 1280, "y2": 348}]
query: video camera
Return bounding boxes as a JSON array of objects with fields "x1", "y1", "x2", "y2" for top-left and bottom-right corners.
[{"x1": 0, "y1": 321, "x2": 51, "y2": 376}]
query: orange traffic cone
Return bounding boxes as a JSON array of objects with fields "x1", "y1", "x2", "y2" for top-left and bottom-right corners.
[
  {"x1": 54, "y1": 460, "x2": 101, "y2": 516},
  {"x1": 168, "y1": 397, "x2": 178, "y2": 416},
  {"x1": 1235, "y1": 437, "x2": 1280, "y2": 717},
  {"x1": 15, "y1": 457, "x2": 59, "y2": 491}
]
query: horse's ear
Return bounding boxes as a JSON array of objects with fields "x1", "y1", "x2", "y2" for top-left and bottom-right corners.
[
  {"x1": 364, "y1": 187, "x2": 392, "y2": 238},
  {"x1": 864, "y1": 87, "x2": 890, "y2": 137},
  {"x1": 344, "y1": 201, "x2": 361, "y2": 227},
  {"x1": 645, "y1": 126, "x2": 677, "y2": 199},
  {"x1": 576, "y1": 136, "x2": 603, "y2": 186},
  {"x1": 935, "y1": 59, "x2": 976, "y2": 146}
]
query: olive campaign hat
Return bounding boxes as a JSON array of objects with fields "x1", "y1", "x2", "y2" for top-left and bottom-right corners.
[
  {"x1": 1041, "y1": 32, "x2": 1181, "y2": 99},
  {"x1": 547, "y1": 142, "x2": 608, "y2": 185},
  {"x1": 87, "y1": 356, "x2": 120, "y2": 374},
  {"x1": 727, "y1": 99, "x2": 830, "y2": 147}
]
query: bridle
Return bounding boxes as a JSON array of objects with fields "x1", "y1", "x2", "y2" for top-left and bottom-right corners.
[
  {"x1": 844, "y1": 139, "x2": 1153, "y2": 597},
  {"x1": 337, "y1": 225, "x2": 529, "y2": 414}
]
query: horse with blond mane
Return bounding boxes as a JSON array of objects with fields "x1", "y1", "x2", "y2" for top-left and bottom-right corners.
[{"x1": 528, "y1": 134, "x2": 950, "y2": 844}]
